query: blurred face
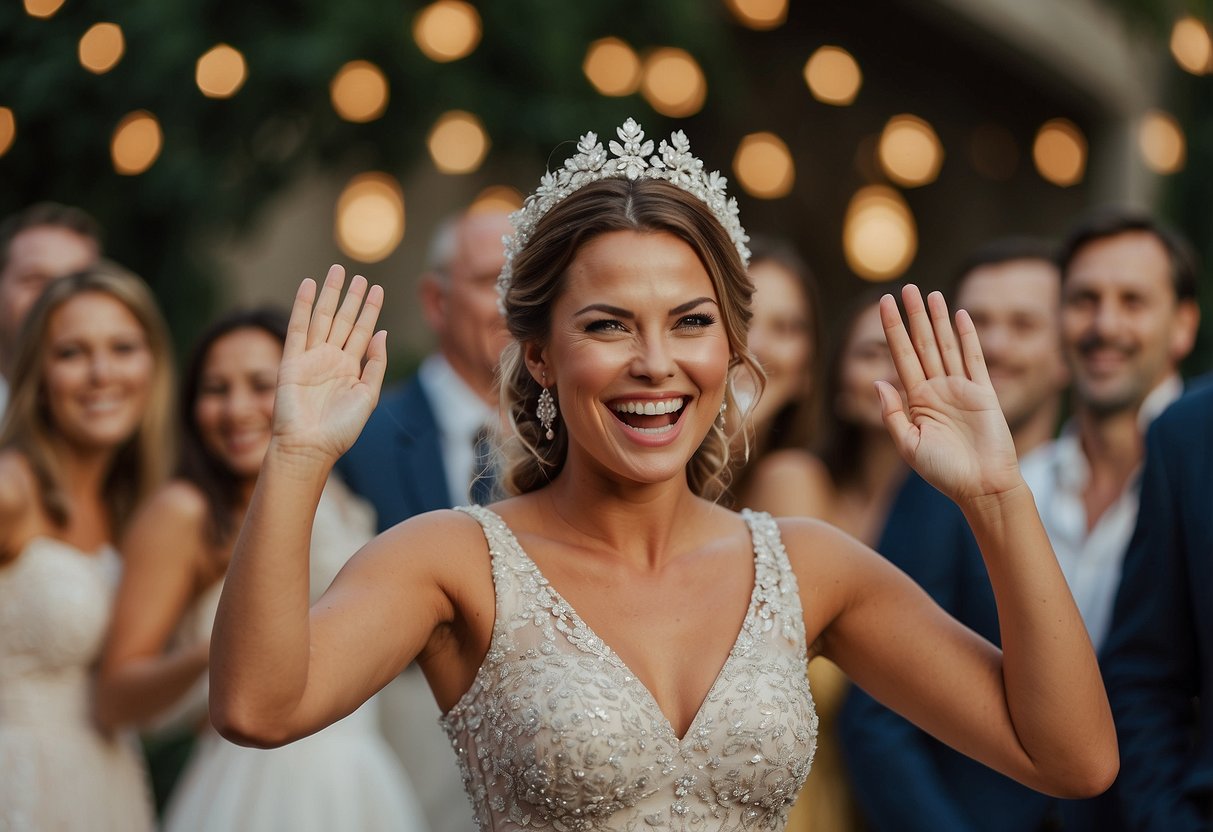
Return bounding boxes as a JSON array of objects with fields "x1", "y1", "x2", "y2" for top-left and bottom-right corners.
[
  {"x1": 534, "y1": 230, "x2": 730, "y2": 488},
  {"x1": 958, "y1": 259, "x2": 1067, "y2": 433},
  {"x1": 835, "y1": 302, "x2": 898, "y2": 430},
  {"x1": 430, "y1": 212, "x2": 513, "y2": 400},
  {"x1": 0, "y1": 226, "x2": 98, "y2": 367},
  {"x1": 1061, "y1": 231, "x2": 1197, "y2": 415},
  {"x1": 42, "y1": 291, "x2": 153, "y2": 452},
  {"x1": 745, "y1": 260, "x2": 813, "y2": 428},
  {"x1": 194, "y1": 328, "x2": 282, "y2": 481}
]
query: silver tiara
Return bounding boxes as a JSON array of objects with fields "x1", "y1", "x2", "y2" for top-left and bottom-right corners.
[{"x1": 497, "y1": 118, "x2": 751, "y2": 310}]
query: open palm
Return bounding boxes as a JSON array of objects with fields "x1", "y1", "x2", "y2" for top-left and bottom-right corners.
[
  {"x1": 273, "y1": 265, "x2": 388, "y2": 464},
  {"x1": 878, "y1": 286, "x2": 1021, "y2": 502}
]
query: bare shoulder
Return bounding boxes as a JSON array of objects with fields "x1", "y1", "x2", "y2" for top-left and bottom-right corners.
[
  {"x1": 140, "y1": 480, "x2": 210, "y2": 527},
  {"x1": 743, "y1": 449, "x2": 835, "y2": 519},
  {"x1": 120, "y1": 480, "x2": 212, "y2": 569},
  {"x1": 0, "y1": 449, "x2": 35, "y2": 517},
  {"x1": 363, "y1": 507, "x2": 493, "y2": 580},
  {"x1": 755, "y1": 448, "x2": 831, "y2": 485}
]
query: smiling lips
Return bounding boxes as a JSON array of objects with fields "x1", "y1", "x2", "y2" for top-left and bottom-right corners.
[{"x1": 609, "y1": 396, "x2": 687, "y2": 434}]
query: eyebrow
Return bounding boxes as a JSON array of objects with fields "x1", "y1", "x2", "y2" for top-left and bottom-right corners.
[{"x1": 573, "y1": 297, "x2": 718, "y2": 318}]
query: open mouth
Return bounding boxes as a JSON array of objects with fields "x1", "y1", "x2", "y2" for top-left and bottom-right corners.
[{"x1": 608, "y1": 396, "x2": 688, "y2": 434}]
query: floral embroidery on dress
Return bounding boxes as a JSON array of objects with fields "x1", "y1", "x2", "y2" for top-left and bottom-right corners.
[{"x1": 441, "y1": 507, "x2": 817, "y2": 830}]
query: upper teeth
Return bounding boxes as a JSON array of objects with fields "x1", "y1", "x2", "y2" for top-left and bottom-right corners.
[{"x1": 613, "y1": 398, "x2": 685, "y2": 416}]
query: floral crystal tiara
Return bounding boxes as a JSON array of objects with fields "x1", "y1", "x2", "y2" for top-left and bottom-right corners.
[{"x1": 497, "y1": 118, "x2": 751, "y2": 310}]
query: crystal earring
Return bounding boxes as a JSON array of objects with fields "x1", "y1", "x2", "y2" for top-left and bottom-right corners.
[
  {"x1": 537, "y1": 377, "x2": 557, "y2": 441},
  {"x1": 717, "y1": 398, "x2": 727, "y2": 430}
]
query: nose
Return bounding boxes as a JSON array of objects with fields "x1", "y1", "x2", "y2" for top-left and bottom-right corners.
[
  {"x1": 1090, "y1": 298, "x2": 1124, "y2": 339},
  {"x1": 221, "y1": 386, "x2": 256, "y2": 421},
  {"x1": 88, "y1": 351, "x2": 114, "y2": 384},
  {"x1": 630, "y1": 333, "x2": 676, "y2": 381}
]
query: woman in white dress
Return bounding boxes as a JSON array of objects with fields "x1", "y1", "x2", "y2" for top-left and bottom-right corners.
[
  {"x1": 95, "y1": 307, "x2": 428, "y2": 831},
  {"x1": 208, "y1": 120, "x2": 1117, "y2": 829},
  {"x1": 0, "y1": 262, "x2": 172, "y2": 831}
]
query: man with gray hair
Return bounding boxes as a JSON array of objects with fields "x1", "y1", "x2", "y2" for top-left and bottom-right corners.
[{"x1": 337, "y1": 207, "x2": 513, "y2": 832}]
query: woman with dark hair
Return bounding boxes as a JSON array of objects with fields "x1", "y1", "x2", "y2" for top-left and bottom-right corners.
[
  {"x1": 209, "y1": 120, "x2": 1116, "y2": 829},
  {"x1": 96, "y1": 307, "x2": 426, "y2": 832},
  {"x1": 0, "y1": 261, "x2": 172, "y2": 831}
]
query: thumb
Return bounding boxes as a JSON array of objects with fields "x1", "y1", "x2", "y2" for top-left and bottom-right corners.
[{"x1": 876, "y1": 380, "x2": 916, "y2": 460}]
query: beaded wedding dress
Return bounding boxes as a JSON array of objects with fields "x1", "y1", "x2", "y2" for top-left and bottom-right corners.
[
  {"x1": 0, "y1": 537, "x2": 155, "y2": 831},
  {"x1": 162, "y1": 478, "x2": 429, "y2": 832},
  {"x1": 442, "y1": 506, "x2": 818, "y2": 830}
]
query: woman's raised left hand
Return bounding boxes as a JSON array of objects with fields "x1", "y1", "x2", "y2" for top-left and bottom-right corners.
[{"x1": 877, "y1": 285, "x2": 1021, "y2": 503}]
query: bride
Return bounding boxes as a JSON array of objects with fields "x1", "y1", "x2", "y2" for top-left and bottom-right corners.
[{"x1": 209, "y1": 119, "x2": 1117, "y2": 829}]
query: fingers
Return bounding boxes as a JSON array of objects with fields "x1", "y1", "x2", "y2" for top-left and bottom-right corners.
[
  {"x1": 875, "y1": 380, "x2": 915, "y2": 459},
  {"x1": 927, "y1": 291, "x2": 965, "y2": 376},
  {"x1": 306, "y1": 265, "x2": 346, "y2": 349},
  {"x1": 955, "y1": 308, "x2": 991, "y2": 387},
  {"x1": 880, "y1": 293, "x2": 926, "y2": 390},
  {"x1": 329, "y1": 274, "x2": 368, "y2": 348},
  {"x1": 284, "y1": 279, "x2": 317, "y2": 360},
  {"x1": 344, "y1": 284, "x2": 385, "y2": 359},
  {"x1": 361, "y1": 330, "x2": 389, "y2": 400},
  {"x1": 902, "y1": 285, "x2": 945, "y2": 378}
]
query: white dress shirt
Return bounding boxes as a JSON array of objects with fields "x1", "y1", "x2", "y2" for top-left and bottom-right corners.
[
  {"x1": 0, "y1": 375, "x2": 8, "y2": 423},
  {"x1": 1022, "y1": 375, "x2": 1183, "y2": 652},
  {"x1": 417, "y1": 353, "x2": 495, "y2": 507}
]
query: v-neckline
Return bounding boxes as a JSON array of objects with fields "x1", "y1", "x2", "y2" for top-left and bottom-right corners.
[{"x1": 476, "y1": 506, "x2": 764, "y2": 745}]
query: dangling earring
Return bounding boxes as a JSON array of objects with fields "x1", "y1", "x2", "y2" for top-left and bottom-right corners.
[
  {"x1": 537, "y1": 375, "x2": 557, "y2": 441},
  {"x1": 718, "y1": 398, "x2": 728, "y2": 430}
]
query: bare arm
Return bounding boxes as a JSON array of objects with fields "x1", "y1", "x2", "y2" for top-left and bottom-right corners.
[
  {"x1": 95, "y1": 482, "x2": 212, "y2": 732},
  {"x1": 795, "y1": 287, "x2": 1117, "y2": 799},
  {"x1": 207, "y1": 267, "x2": 465, "y2": 746}
]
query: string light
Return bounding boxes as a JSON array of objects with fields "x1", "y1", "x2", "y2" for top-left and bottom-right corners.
[
  {"x1": 583, "y1": 38, "x2": 642, "y2": 97},
  {"x1": 1033, "y1": 119, "x2": 1086, "y2": 187},
  {"x1": 335, "y1": 173, "x2": 406, "y2": 263},
  {"x1": 878, "y1": 115, "x2": 944, "y2": 187},
  {"x1": 470, "y1": 185, "x2": 523, "y2": 215},
  {"x1": 1170, "y1": 16, "x2": 1213, "y2": 75},
  {"x1": 196, "y1": 44, "x2": 248, "y2": 99},
  {"x1": 803, "y1": 46, "x2": 862, "y2": 105},
  {"x1": 843, "y1": 186, "x2": 917, "y2": 281},
  {"x1": 78, "y1": 23, "x2": 125, "y2": 74},
  {"x1": 23, "y1": 0, "x2": 64, "y2": 18},
  {"x1": 427, "y1": 110, "x2": 489, "y2": 174},
  {"x1": 330, "y1": 61, "x2": 389, "y2": 123},
  {"x1": 0, "y1": 108, "x2": 15, "y2": 158},
  {"x1": 1139, "y1": 111, "x2": 1186, "y2": 174},
  {"x1": 111, "y1": 111, "x2": 163, "y2": 176},
  {"x1": 641, "y1": 48, "x2": 707, "y2": 118},
  {"x1": 724, "y1": 0, "x2": 788, "y2": 30},
  {"x1": 733, "y1": 132, "x2": 795, "y2": 199},
  {"x1": 413, "y1": 0, "x2": 482, "y2": 63}
]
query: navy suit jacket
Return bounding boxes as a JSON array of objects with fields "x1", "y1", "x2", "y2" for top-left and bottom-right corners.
[
  {"x1": 1102, "y1": 383, "x2": 1213, "y2": 831},
  {"x1": 840, "y1": 471, "x2": 1125, "y2": 831},
  {"x1": 335, "y1": 375, "x2": 452, "y2": 531}
]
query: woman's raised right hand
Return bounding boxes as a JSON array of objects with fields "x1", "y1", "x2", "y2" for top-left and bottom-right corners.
[{"x1": 271, "y1": 265, "x2": 388, "y2": 466}]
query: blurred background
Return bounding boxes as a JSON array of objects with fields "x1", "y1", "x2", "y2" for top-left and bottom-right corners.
[{"x1": 3, "y1": 0, "x2": 1211, "y2": 377}]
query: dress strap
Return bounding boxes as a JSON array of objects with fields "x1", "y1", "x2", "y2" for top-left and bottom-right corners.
[{"x1": 742, "y1": 510, "x2": 808, "y2": 659}]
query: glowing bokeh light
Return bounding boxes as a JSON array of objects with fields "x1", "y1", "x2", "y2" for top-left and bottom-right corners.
[
  {"x1": 725, "y1": 0, "x2": 788, "y2": 30},
  {"x1": 330, "y1": 61, "x2": 389, "y2": 123},
  {"x1": 23, "y1": 0, "x2": 64, "y2": 18},
  {"x1": 583, "y1": 38, "x2": 642, "y2": 97},
  {"x1": 335, "y1": 173, "x2": 405, "y2": 263},
  {"x1": 427, "y1": 110, "x2": 490, "y2": 174},
  {"x1": 878, "y1": 114, "x2": 944, "y2": 187},
  {"x1": 1139, "y1": 111, "x2": 1186, "y2": 174},
  {"x1": 111, "y1": 111, "x2": 163, "y2": 176},
  {"x1": 803, "y1": 46, "x2": 862, "y2": 106},
  {"x1": 733, "y1": 132, "x2": 795, "y2": 199},
  {"x1": 0, "y1": 108, "x2": 15, "y2": 158},
  {"x1": 413, "y1": 0, "x2": 482, "y2": 63},
  {"x1": 843, "y1": 186, "x2": 917, "y2": 281},
  {"x1": 78, "y1": 23, "x2": 124, "y2": 74},
  {"x1": 1033, "y1": 119, "x2": 1086, "y2": 187},
  {"x1": 641, "y1": 48, "x2": 707, "y2": 118},
  {"x1": 470, "y1": 185, "x2": 524, "y2": 216},
  {"x1": 1170, "y1": 17, "x2": 1213, "y2": 75},
  {"x1": 196, "y1": 44, "x2": 248, "y2": 99}
]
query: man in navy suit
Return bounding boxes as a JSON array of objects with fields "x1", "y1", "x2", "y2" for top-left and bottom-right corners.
[
  {"x1": 1102, "y1": 382, "x2": 1213, "y2": 831},
  {"x1": 336, "y1": 207, "x2": 513, "y2": 832},
  {"x1": 840, "y1": 237, "x2": 1070, "y2": 831}
]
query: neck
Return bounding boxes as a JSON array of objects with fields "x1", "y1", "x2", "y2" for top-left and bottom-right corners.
[
  {"x1": 1010, "y1": 397, "x2": 1061, "y2": 458},
  {"x1": 1075, "y1": 405, "x2": 1143, "y2": 483}
]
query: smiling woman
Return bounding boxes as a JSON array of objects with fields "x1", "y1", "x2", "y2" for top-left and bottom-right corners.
[
  {"x1": 208, "y1": 119, "x2": 1119, "y2": 831},
  {"x1": 0, "y1": 261, "x2": 172, "y2": 831}
]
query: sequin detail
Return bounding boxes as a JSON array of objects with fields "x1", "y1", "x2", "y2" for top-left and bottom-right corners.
[{"x1": 441, "y1": 507, "x2": 817, "y2": 830}]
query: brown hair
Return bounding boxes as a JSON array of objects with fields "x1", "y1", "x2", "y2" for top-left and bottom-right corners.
[
  {"x1": 0, "y1": 261, "x2": 175, "y2": 533},
  {"x1": 0, "y1": 202, "x2": 101, "y2": 274},
  {"x1": 497, "y1": 178, "x2": 762, "y2": 501}
]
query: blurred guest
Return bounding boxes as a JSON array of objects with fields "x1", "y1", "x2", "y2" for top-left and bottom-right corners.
[
  {"x1": 842, "y1": 238, "x2": 1069, "y2": 832},
  {"x1": 743, "y1": 290, "x2": 905, "y2": 832},
  {"x1": 0, "y1": 262, "x2": 172, "y2": 831},
  {"x1": 335, "y1": 208, "x2": 512, "y2": 832},
  {"x1": 1103, "y1": 381, "x2": 1213, "y2": 832},
  {"x1": 0, "y1": 202, "x2": 101, "y2": 415},
  {"x1": 97, "y1": 307, "x2": 429, "y2": 832}
]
